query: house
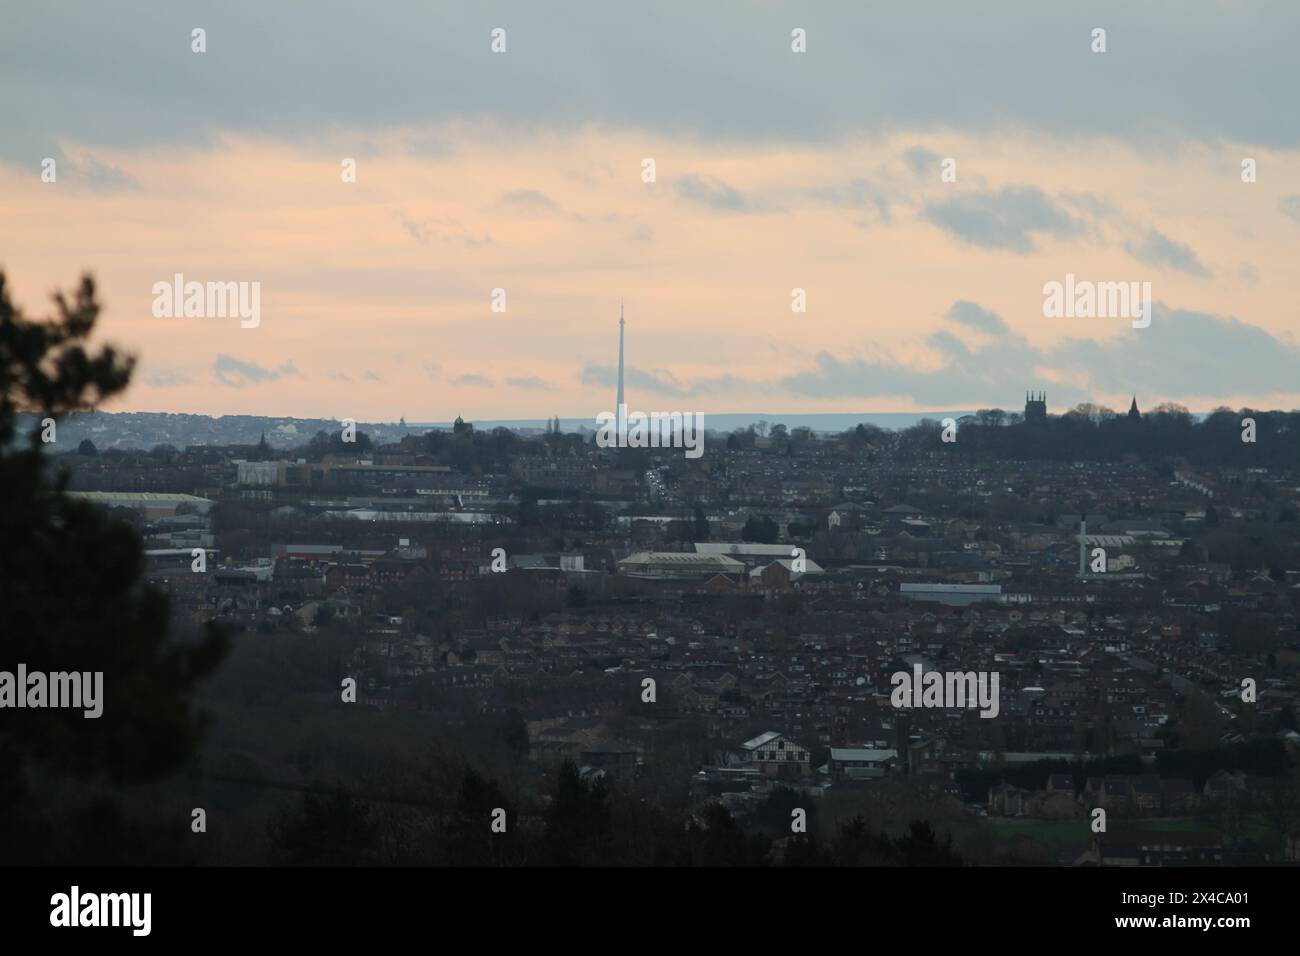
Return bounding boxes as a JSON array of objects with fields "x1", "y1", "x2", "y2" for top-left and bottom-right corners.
[
  {"x1": 1161, "y1": 778, "x2": 1199, "y2": 813},
  {"x1": 1202, "y1": 769, "x2": 1240, "y2": 804},
  {"x1": 989, "y1": 782, "x2": 1031, "y2": 815},
  {"x1": 828, "y1": 747, "x2": 897, "y2": 781},
  {"x1": 738, "y1": 730, "x2": 811, "y2": 778},
  {"x1": 1035, "y1": 789, "x2": 1079, "y2": 819},
  {"x1": 1131, "y1": 775, "x2": 1162, "y2": 812},
  {"x1": 750, "y1": 557, "x2": 825, "y2": 590},
  {"x1": 1095, "y1": 828, "x2": 1225, "y2": 866},
  {"x1": 1045, "y1": 774, "x2": 1074, "y2": 795},
  {"x1": 579, "y1": 744, "x2": 640, "y2": 785},
  {"x1": 1099, "y1": 775, "x2": 1135, "y2": 809},
  {"x1": 618, "y1": 551, "x2": 746, "y2": 581}
]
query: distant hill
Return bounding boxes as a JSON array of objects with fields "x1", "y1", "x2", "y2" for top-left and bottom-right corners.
[{"x1": 14, "y1": 410, "x2": 976, "y2": 450}]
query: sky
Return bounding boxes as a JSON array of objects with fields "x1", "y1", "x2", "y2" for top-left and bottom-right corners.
[{"x1": 2, "y1": 1, "x2": 1298, "y2": 421}]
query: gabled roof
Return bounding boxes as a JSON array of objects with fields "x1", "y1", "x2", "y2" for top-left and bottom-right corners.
[
  {"x1": 740, "y1": 730, "x2": 783, "y2": 750},
  {"x1": 829, "y1": 748, "x2": 897, "y2": 762}
]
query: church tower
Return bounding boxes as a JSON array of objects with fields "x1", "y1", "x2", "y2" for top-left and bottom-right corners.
[
  {"x1": 1128, "y1": 396, "x2": 1141, "y2": 420},
  {"x1": 1024, "y1": 391, "x2": 1047, "y2": 423}
]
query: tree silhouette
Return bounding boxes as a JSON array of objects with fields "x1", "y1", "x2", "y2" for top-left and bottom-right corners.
[
  {"x1": 0, "y1": 272, "x2": 228, "y2": 863},
  {"x1": 544, "y1": 760, "x2": 613, "y2": 865},
  {"x1": 693, "y1": 504, "x2": 710, "y2": 541},
  {"x1": 269, "y1": 784, "x2": 378, "y2": 866}
]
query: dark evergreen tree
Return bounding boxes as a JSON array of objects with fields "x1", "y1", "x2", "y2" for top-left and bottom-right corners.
[
  {"x1": 693, "y1": 504, "x2": 710, "y2": 540},
  {"x1": 269, "y1": 784, "x2": 378, "y2": 866},
  {"x1": 544, "y1": 760, "x2": 613, "y2": 865},
  {"x1": 0, "y1": 272, "x2": 229, "y2": 863}
]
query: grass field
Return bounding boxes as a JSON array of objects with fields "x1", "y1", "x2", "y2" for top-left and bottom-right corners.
[
  {"x1": 987, "y1": 817, "x2": 1093, "y2": 855},
  {"x1": 988, "y1": 813, "x2": 1277, "y2": 856}
]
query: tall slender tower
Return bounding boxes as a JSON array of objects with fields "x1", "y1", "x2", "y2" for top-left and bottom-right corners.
[
  {"x1": 1078, "y1": 513, "x2": 1087, "y2": 577},
  {"x1": 616, "y1": 300, "x2": 625, "y2": 412}
]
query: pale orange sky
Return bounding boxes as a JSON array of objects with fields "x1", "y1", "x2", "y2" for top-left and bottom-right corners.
[
  {"x1": 3, "y1": 4, "x2": 1299, "y2": 421},
  {"x1": 3, "y1": 127, "x2": 1296, "y2": 420}
]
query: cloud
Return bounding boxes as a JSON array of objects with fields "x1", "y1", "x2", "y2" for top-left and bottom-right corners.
[
  {"x1": 393, "y1": 212, "x2": 490, "y2": 247},
  {"x1": 213, "y1": 355, "x2": 301, "y2": 388},
  {"x1": 902, "y1": 146, "x2": 941, "y2": 177},
  {"x1": 505, "y1": 376, "x2": 554, "y2": 390},
  {"x1": 329, "y1": 372, "x2": 354, "y2": 383},
  {"x1": 778, "y1": 300, "x2": 1300, "y2": 406},
  {"x1": 144, "y1": 369, "x2": 192, "y2": 387},
  {"x1": 362, "y1": 370, "x2": 384, "y2": 382},
  {"x1": 396, "y1": 212, "x2": 431, "y2": 244},
  {"x1": 399, "y1": 132, "x2": 454, "y2": 159},
  {"x1": 581, "y1": 363, "x2": 752, "y2": 399},
  {"x1": 676, "y1": 175, "x2": 752, "y2": 212},
  {"x1": 501, "y1": 189, "x2": 560, "y2": 212},
  {"x1": 1050, "y1": 307, "x2": 1300, "y2": 397},
  {"x1": 1279, "y1": 195, "x2": 1300, "y2": 224},
  {"x1": 945, "y1": 300, "x2": 1010, "y2": 336},
  {"x1": 72, "y1": 154, "x2": 140, "y2": 192},
  {"x1": 5, "y1": 2, "x2": 1297, "y2": 166},
  {"x1": 1061, "y1": 192, "x2": 1120, "y2": 221},
  {"x1": 449, "y1": 373, "x2": 492, "y2": 387},
  {"x1": 809, "y1": 177, "x2": 892, "y2": 226},
  {"x1": 920, "y1": 186, "x2": 1083, "y2": 253},
  {"x1": 1124, "y1": 228, "x2": 1210, "y2": 277},
  {"x1": 583, "y1": 364, "x2": 686, "y2": 398},
  {"x1": 590, "y1": 299, "x2": 1300, "y2": 409}
]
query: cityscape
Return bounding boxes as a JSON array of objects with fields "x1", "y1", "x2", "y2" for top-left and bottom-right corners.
[
  {"x1": 8, "y1": 319, "x2": 1298, "y2": 869},
  {"x1": 2, "y1": 0, "x2": 1296, "y2": 938}
]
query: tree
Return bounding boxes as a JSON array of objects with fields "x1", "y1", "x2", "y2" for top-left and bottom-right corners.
[
  {"x1": 269, "y1": 784, "x2": 378, "y2": 866},
  {"x1": 446, "y1": 766, "x2": 515, "y2": 866},
  {"x1": 1178, "y1": 691, "x2": 1222, "y2": 750},
  {"x1": 688, "y1": 803, "x2": 771, "y2": 866},
  {"x1": 0, "y1": 272, "x2": 228, "y2": 863},
  {"x1": 544, "y1": 760, "x2": 613, "y2": 865},
  {"x1": 498, "y1": 708, "x2": 530, "y2": 763},
  {"x1": 518, "y1": 489, "x2": 540, "y2": 527},
  {"x1": 308, "y1": 427, "x2": 371, "y2": 459},
  {"x1": 755, "y1": 786, "x2": 815, "y2": 833},
  {"x1": 76, "y1": 438, "x2": 98, "y2": 456},
  {"x1": 893, "y1": 820, "x2": 964, "y2": 866},
  {"x1": 742, "y1": 514, "x2": 779, "y2": 544},
  {"x1": 693, "y1": 504, "x2": 710, "y2": 541}
]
